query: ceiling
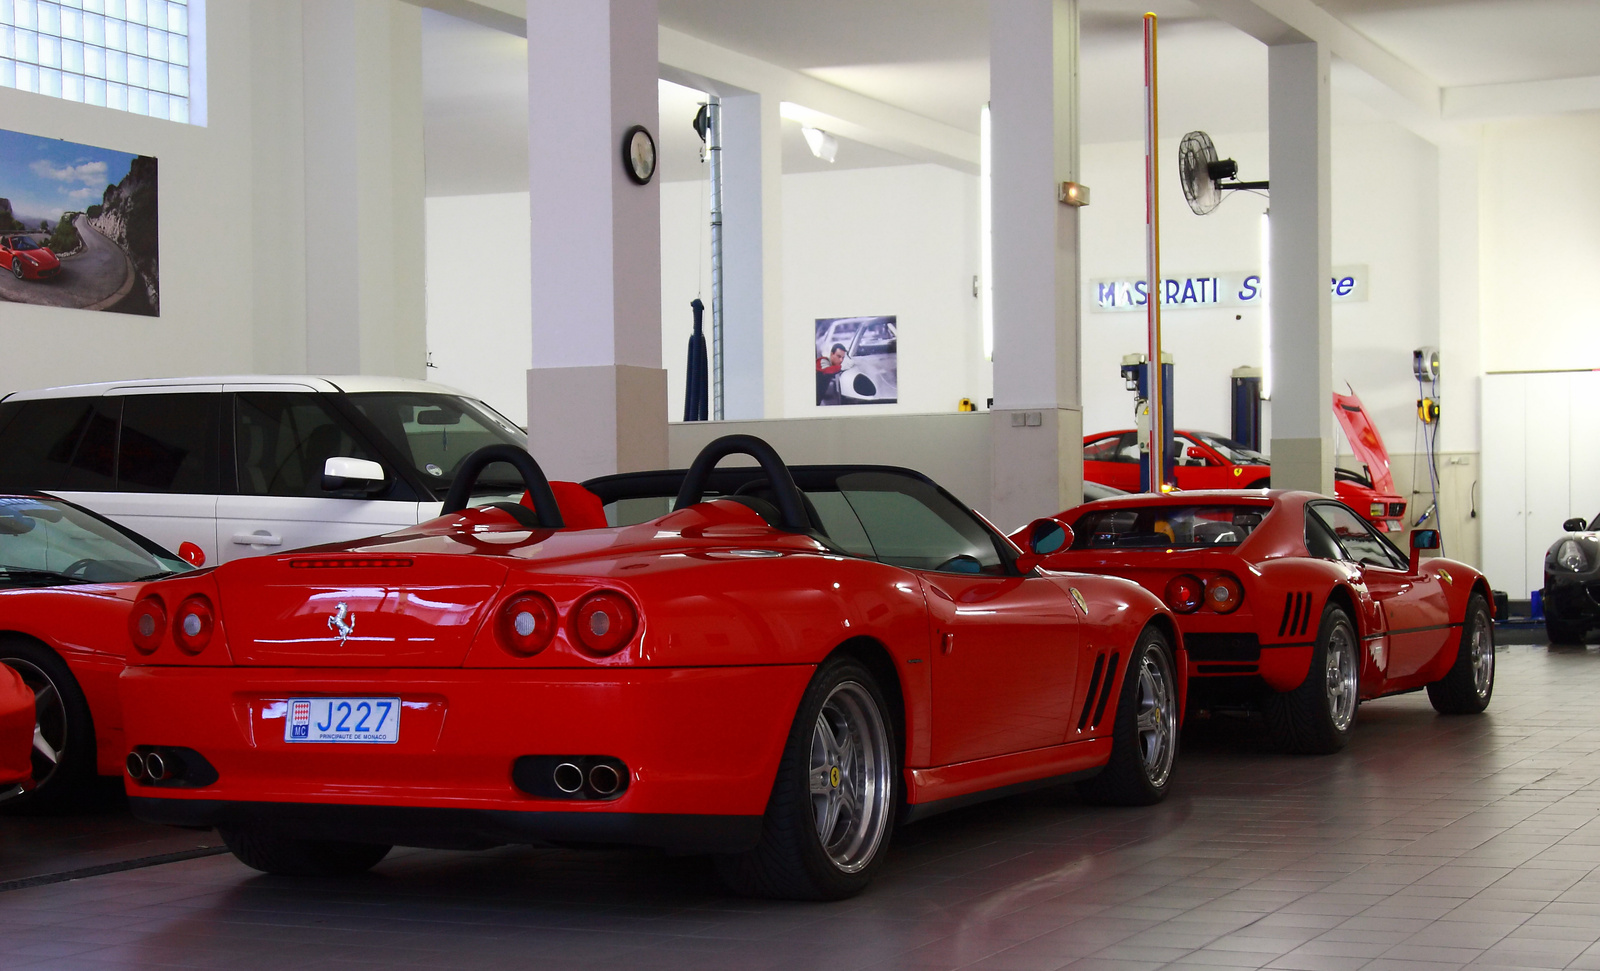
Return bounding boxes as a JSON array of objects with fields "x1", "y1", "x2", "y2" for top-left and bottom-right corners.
[{"x1": 422, "y1": 0, "x2": 1599, "y2": 196}]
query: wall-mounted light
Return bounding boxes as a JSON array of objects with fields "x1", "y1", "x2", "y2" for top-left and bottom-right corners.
[{"x1": 801, "y1": 126, "x2": 838, "y2": 163}]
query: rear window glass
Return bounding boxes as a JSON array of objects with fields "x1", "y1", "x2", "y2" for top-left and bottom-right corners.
[
  {"x1": 1072, "y1": 505, "x2": 1268, "y2": 549},
  {"x1": 119, "y1": 394, "x2": 220, "y2": 494},
  {"x1": 0, "y1": 397, "x2": 108, "y2": 491}
]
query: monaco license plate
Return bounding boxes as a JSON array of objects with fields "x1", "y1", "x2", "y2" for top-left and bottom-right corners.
[{"x1": 285, "y1": 697, "x2": 400, "y2": 743}]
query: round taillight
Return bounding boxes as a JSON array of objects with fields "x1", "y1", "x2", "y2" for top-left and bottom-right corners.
[
  {"x1": 1164, "y1": 575, "x2": 1203, "y2": 614},
  {"x1": 571, "y1": 591, "x2": 638, "y2": 656},
  {"x1": 497, "y1": 592, "x2": 558, "y2": 656},
  {"x1": 173, "y1": 595, "x2": 214, "y2": 655},
  {"x1": 129, "y1": 596, "x2": 166, "y2": 654},
  {"x1": 1206, "y1": 574, "x2": 1243, "y2": 614}
]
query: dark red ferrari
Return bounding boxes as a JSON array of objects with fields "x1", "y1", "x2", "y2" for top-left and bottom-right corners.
[
  {"x1": 121, "y1": 437, "x2": 1185, "y2": 899},
  {"x1": 0, "y1": 234, "x2": 62, "y2": 281},
  {"x1": 1052, "y1": 490, "x2": 1494, "y2": 754},
  {"x1": 0, "y1": 493, "x2": 193, "y2": 810}
]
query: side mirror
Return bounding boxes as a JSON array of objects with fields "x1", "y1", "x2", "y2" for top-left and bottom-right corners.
[
  {"x1": 1565, "y1": 517, "x2": 1589, "y2": 533},
  {"x1": 1011, "y1": 517, "x2": 1076, "y2": 573},
  {"x1": 1408, "y1": 528, "x2": 1440, "y2": 572},
  {"x1": 322, "y1": 456, "x2": 386, "y2": 494}
]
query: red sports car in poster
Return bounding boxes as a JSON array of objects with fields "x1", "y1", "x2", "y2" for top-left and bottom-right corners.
[
  {"x1": 0, "y1": 493, "x2": 193, "y2": 810},
  {"x1": 121, "y1": 437, "x2": 1184, "y2": 899},
  {"x1": 1052, "y1": 490, "x2": 1494, "y2": 754},
  {"x1": 0, "y1": 234, "x2": 62, "y2": 281}
]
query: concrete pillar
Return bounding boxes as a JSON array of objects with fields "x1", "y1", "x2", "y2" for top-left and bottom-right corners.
[
  {"x1": 525, "y1": 0, "x2": 667, "y2": 480},
  {"x1": 718, "y1": 92, "x2": 781, "y2": 419},
  {"x1": 1266, "y1": 41, "x2": 1334, "y2": 495},
  {"x1": 988, "y1": 0, "x2": 1082, "y2": 531},
  {"x1": 301, "y1": 0, "x2": 426, "y2": 378}
]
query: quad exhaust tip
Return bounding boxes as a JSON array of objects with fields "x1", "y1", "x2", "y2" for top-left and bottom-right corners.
[
  {"x1": 125, "y1": 752, "x2": 147, "y2": 780},
  {"x1": 552, "y1": 762, "x2": 585, "y2": 794},
  {"x1": 587, "y1": 763, "x2": 621, "y2": 796}
]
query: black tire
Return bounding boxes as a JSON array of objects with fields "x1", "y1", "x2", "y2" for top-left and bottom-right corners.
[
  {"x1": 1429, "y1": 594, "x2": 1495, "y2": 714},
  {"x1": 0, "y1": 637, "x2": 97, "y2": 814},
  {"x1": 1076, "y1": 626, "x2": 1179, "y2": 806},
  {"x1": 1545, "y1": 618, "x2": 1587, "y2": 645},
  {"x1": 1264, "y1": 604, "x2": 1359, "y2": 755},
  {"x1": 715, "y1": 656, "x2": 898, "y2": 900},
  {"x1": 219, "y1": 826, "x2": 391, "y2": 876}
]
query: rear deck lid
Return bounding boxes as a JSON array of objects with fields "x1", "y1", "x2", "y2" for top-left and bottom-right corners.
[{"x1": 215, "y1": 553, "x2": 507, "y2": 667}]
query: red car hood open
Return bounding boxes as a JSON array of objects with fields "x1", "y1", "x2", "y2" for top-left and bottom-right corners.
[{"x1": 1332, "y1": 390, "x2": 1395, "y2": 495}]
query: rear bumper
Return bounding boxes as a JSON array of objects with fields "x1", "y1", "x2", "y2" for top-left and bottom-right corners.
[
  {"x1": 120, "y1": 663, "x2": 813, "y2": 850},
  {"x1": 129, "y1": 797, "x2": 763, "y2": 854}
]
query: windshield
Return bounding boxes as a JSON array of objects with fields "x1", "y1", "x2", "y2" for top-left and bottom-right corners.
[
  {"x1": 1071, "y1": 504, "x2": 1269, "y2": 549},
  {"x1": 345, "y1": 393, "x2": 529, "y2": 499},
  {"x1": 851, "y1": 319, "x2": 896, "y2": 356},
  {"x1": 0, "y1": 496, "x2": 189, "y2": 586},
  {"x1": 1190, "y1": 431, "x2": 1267, "y2": 465},
  {"x1": 10, "y1": 236, "x2": 40, "y2": 250}
]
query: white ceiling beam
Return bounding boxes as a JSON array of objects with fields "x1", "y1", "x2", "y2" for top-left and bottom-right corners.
[
  {"x1": 1190, "y1": 0, "x2": 1442, "y2": 123},
  {"x1": 1445, "y1": 75, "x2": 1600, "y2": 122},
  {"x1": 401, "y1": 0, "x2": 980, "y2": 173}
]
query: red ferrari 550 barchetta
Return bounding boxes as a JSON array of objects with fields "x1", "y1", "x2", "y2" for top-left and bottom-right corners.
[
  {"x1": 121, "y1": 436, "x2": 1184, "y2": 899},
  {"x1": 1052, "y1": 490, "x2": 1494, "y2": 754}
]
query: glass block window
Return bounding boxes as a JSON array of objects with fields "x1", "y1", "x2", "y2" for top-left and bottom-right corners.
[{"x1": 0, "y1": 0, "x2": 206, "y2": 125}]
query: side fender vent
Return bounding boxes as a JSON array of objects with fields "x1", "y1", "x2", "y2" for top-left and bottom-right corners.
[
  {"x1": 1090, "y1": 651, "x2": 1120, "y2": 729},
  {"x1": 1279, "y1": 592, "x2": 1315, "y2": 638},
  {"x1": 1078, "y1": 652, "x2": 1107, "y2": 730}
]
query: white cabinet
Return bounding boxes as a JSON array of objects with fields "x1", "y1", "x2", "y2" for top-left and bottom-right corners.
[{"x1": 1482, "y1": 371, "x2": 1600, "y2": 598}]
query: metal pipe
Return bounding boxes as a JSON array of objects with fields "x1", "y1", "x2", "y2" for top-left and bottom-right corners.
[
  {"x1": 126, "y1": 752, "x2": 147, "y2": 780},
  {"x1": 144, "y1": 751, "x2": 168, "y2": 781},
  {"x1": 706, "y1": 95, "x2": 726, "y2": 421},
  {"x1": 1142, "y1": 14, "x2": 1165, "y2": 492}
]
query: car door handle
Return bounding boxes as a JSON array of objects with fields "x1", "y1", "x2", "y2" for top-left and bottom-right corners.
[
  {"x1": 940, "y1": 632, "x2": 955, "y2": 655},
  {"x1": 232, "y1": 531, "x2": 283, "y2": 547}
]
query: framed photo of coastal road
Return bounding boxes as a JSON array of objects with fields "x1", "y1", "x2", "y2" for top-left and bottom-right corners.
[{"x1": 0, "y1": 127, "x2": 158, "y2": 316}]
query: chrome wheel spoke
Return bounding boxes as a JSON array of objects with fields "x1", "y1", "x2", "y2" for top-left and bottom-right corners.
[
  {"x1": 32, "y1": 727, "x2": 58, "y2": 764},
  {"x1": 33, "y1": 683, "x2": 57, "y2": 715},
  {"x1": 809, "y1": 765, "x2": 834, "y2": 795},
  {"x1": 807, "y1": 680, "x2": 893, "y2": 874}
]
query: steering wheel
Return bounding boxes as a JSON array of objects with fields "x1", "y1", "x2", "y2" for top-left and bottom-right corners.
[
  {"x1": 440, "y1": 444, "x2": 564, "y2": 529},
  {"x1": 673, "y1": 434, "x2": 811, "y2": 533}
]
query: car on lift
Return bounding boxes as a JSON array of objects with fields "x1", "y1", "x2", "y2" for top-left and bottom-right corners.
[
  {"x1": 1542, "y1": 512, "x2": 1600, "y2": 643},
  {"x1": 1083, "y1": 428, "x2": 1406, "y2": 532},
  {"x1": 0, "y1": 234, "x2": 62, "y2": 281},
  {"x1": 1049, "y1": 490, "x2": 1495, "y2": 754},
  {"x1": 0, "y1": 376, "x2": 532, "y2": 569},
  {"x1": 0, "y1": 492, "x2": 192, "y2": 810},
  {"x1": 120, "y1": 436, "x2": 1183, "y2": 900}
]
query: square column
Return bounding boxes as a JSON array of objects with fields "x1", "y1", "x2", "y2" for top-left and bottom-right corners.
[
  {"x1": 988, "y1": 0, "x2": 1083, "y2": 531},
  {"x1": 718, "y1": 92, "x2": 782, "y2": 420},
  {"x1": 526, "y1": 0, "x2": 667, "y2": 480},
  {"x1": 1267, "y1": 41, "x2": 1334, "y2": 495}
]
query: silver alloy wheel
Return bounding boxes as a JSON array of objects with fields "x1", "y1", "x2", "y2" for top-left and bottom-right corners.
[
  {"x1": 1324, "y1": 622, "x2": 1359, "y2": 732},
  {"x1": 1470, "y1": 612, "x2": 1494, "y2": 698},
  {"x1": 809, "y1": 681, "x2": 892, "y2": 873},
  {"x1": 1133, "y1": 644, "x2": 1178, "y2": 788},
  {"x1": 3, "y1": 659, "x2": 64, "y2": 794}
]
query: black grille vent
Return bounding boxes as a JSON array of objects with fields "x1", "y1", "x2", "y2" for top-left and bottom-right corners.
[
  {"x1": 1186, "y1": 633, "x2": 1261, "y2": 663},
  {"x1": 1278, "y1": 592, "x2": 1315, "y2": 638},
  {"x1": 1077, "y1": 651, "x2": 1119, "y2": 732}
]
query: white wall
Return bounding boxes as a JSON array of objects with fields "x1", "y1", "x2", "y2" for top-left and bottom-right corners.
[
  {"x1": 1481, "y1": 114, "x2": 1600, "y2": 373},
  {"x1": 0, "y1": 1, "x2": 303, "y2": 397},
  {"x1": 423, "y1": 192, "x2": 533, "y2": 423}
]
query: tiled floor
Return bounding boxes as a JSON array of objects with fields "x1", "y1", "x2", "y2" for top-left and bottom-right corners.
[{"x1": 5, "y1": 640, "x2": 1600, "y2": 970}]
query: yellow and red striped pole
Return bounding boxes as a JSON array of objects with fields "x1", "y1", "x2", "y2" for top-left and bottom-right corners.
[{"x1": 1142, "y1": 12, "x2": 1165, "y2": 491}]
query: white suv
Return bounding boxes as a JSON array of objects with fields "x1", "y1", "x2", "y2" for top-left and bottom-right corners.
[{"x1": 0, "y1": 376, "x2": 530, "y2": 566}]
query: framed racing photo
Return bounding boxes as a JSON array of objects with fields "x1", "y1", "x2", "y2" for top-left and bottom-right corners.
[
  {"x1": 814, "y1": 316, "x2": 897, "y2": 406},
  {"x1": 0, "y1": 127, "x2": 159, "y2": 316}
]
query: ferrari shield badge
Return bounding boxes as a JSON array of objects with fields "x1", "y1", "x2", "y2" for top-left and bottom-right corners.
[
  {"x1": 1070, "y1": 588, "x2": 1089, "y2": 615},
  {"x1": 327, "y1": 602, "x2": 356, "y2": 646}
]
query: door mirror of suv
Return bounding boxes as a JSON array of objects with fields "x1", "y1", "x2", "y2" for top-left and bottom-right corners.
[
  {"x1": 321, "y1": 456, "x2": 386, "y2": 494},
  {"x1": 1564, "y1": 517, "x2": 1589, "y2": 533},
  {"x1": 1010, "y1": 517, "x2": 1076, "y2": 573}
]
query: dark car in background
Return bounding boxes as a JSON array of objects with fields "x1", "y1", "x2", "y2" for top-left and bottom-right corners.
[{"x1": 1544, "y1": 512, "x2": 1600, "y2": 643}]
